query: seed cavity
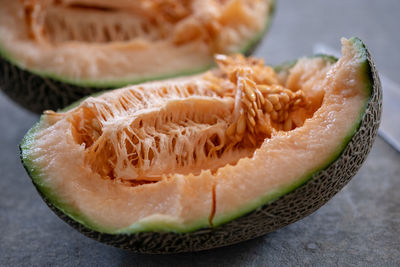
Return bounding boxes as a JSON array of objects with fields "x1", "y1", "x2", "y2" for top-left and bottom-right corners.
[
  {"x1": 45, "y1": 54, "x2": 317, "y2": 187},
  {"x1": 208, "y1": 54, "x2": 308, "y2": 148}
]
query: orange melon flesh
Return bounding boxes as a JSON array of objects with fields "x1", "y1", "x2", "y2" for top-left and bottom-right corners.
[
  {"x1": 26, "y1": 115, "x2": 215, "y2": 232},
  {"x1": 21, "y1": 38, "x2": 369, "y2": 233},
  {"x1": 0, "y1": 0, "x2": 272, "y2": 86},
  {"x1": 213, "y1": 40, "x2": 368, "y2": 225}
]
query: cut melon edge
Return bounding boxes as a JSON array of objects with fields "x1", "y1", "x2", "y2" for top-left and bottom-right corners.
[
  {"x1": 212, "y1": 37, "x2": 374, "y2": 227},
  {"x1": 20, "y1": 37, "x2": 375, "y2": 234},
  {"x1": 1, "y1": 0, "x2": 275, "y2": 89},
  {"x1": 20, "y1": 122, "x2": 212, "y2": 233}
]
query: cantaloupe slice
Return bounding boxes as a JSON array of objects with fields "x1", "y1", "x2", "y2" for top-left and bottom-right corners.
[
  {"x1": 20, "y1": 37, "x2": 381, "y2": 253},
  {"x1": 0, "y1": 0, "x2": 275, "y2": 113}
]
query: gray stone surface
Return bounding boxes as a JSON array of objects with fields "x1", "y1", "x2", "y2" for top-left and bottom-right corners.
[{"x1": 1, "y1": 0, "x2": 399, "y2": 266}]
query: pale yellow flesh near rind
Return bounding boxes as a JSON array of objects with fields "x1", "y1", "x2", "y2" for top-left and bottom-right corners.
[
  {"x1": 21, "y1": 37, "x2": 371, "y2": 234},
  {"x1": 0, "y1": 0, "x2": 274, "y2": 88}
]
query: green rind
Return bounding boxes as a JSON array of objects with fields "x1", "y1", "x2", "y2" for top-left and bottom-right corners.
[
  {"x1": 21, "y1": 122, "x2": 114, "y2": 233},
  {"x1": 213, "y1": 37, "x2": 373, "y2": 226},
  {"x1": 241, "y1": 0, "x2": 276, "y2": 56},
  {"x1": 20, "y1": 37, "x2": 382, "y2": 253},
  {"x1": 20, "y1": 120, "x2": 211, "y2": 234},
  {"x1": 0, "y1": 0, "x2": 275, "y2": 89},
  {"x1": 0, "y1": 30, "x2": 211, "y2": 88},
  {"x1": 0, "y1": 46, "x2": 213, "y2": 88}
]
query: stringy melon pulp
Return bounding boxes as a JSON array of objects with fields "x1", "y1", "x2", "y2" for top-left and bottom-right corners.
[
  {"x1": 0, "y1": 0, "x2": 272, "y2": 85},
  {"x1": 22, "y1": 38, "x2": 369, "y2": 233}
]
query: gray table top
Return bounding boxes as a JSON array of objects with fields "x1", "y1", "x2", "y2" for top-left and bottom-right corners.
[{"x1": 1, "y1": 1, "x2": 399, "y2": 266}]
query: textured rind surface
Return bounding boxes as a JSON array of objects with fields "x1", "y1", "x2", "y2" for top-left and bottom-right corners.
[
  {"x1": 21, "y1": 41, "x2": 382, "y2": 253},
  {"x1": 0, "y1": 0, "x2": 275, "y2": 114},
  {"x1": 0, "y1": 56, "x2": 208, "y2": 113},
  {"x1": 0, "y1": 57, "x2": 102, "y2": 113}
]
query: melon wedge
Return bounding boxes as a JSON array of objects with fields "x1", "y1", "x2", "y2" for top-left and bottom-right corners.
[
  {"x1": 0, "y1": 0, "x2": 275, "y2": 113},
  {"x1": 20, "y1": 37, "x2": 381, "y2": 253}
]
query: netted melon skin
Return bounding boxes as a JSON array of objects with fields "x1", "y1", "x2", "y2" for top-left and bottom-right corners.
[
  {"x1": 25, "y1": 48, "x2": 382, "y2": 254},
  {"x1": 0, "y1": 57, "x2": 104, "y2": 113}
]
